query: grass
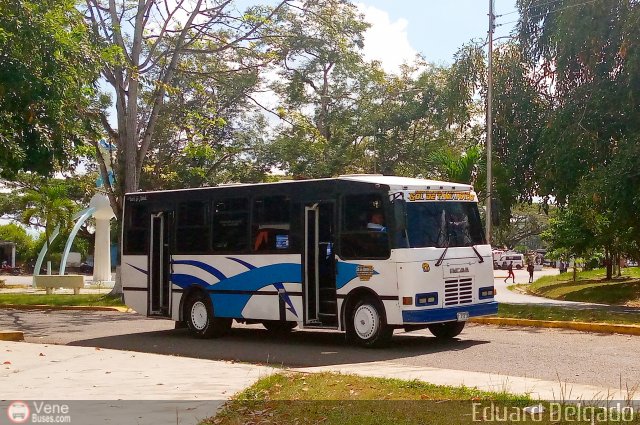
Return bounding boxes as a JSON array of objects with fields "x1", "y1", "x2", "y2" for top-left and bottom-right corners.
[
  {"x1": 204, "y1": 372, "x2": 542, "y2": 425},
  {"x1": 498, "y1": 303, "x2": 640, "y2": 325},
  {"x1": 0, "y1": 293, "x2": 125, "y2": 307},
  {"x1": 526, "y1": 268, "x2": 640, "y2": 306}
]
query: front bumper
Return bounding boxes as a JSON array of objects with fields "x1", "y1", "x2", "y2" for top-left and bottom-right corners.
[{"x1": 402, "y1": 301, "x2": 498, "y2": 324}]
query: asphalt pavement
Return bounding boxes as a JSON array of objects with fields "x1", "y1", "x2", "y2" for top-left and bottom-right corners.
[{"x1": 2, "y1": 308, "x2": 639, "y2": 392}]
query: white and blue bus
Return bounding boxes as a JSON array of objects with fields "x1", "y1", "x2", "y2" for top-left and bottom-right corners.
[{"x1": 121, "y1": 175, "x2": 497, "y2": 347}]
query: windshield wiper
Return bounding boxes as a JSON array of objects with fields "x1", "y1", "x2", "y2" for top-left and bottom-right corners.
[
  {"x1": 435, "y1": 233, "x2": 450, "y2": 267},
  {"x1": 470, "y1": 244, "x2": 484, "y2": 263}
]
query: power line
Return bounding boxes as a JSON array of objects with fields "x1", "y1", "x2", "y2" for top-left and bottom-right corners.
[
  {"x1": 496, "y1": 0, "x2": 567, "y2": 18},
  {"x1": 495, "y1": 0, "x2": 600, "y2": 27}
]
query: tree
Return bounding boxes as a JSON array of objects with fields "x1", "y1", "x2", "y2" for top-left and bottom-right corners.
[
  {"x1": 139, "y1": 48, "x2": 271, "y2": 189},
  {"x1": 429, "y1": 144, "x2": 485, "y2": 189},
  {"x1": 493, "y1": 203, "x2": 550, "y2": 250},
  {"x1": 513, "y1": 0, "x2": 640, "y2": 275},
  {"x1": 264, "y1": 0, "x2": 374, "y2": 177},
  {"x1": 0, "y1": 223, "x2": 36, "y2": 263},
  {"x1": 20, "y1": 182, "x2": 77, "y2": 261},
  {"x1": 0, "y1": 0, "x2": 100, "y2": 177},
  {"x1": 84, "y1": 0, "x2": 289, "y2": 216},
  {"x1": 0, "y1": 174, "x2": 94, "y2": 265}
]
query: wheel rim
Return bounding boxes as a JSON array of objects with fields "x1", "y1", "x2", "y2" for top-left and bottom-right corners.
[
  {"x1": 353, "y1": 304, "x2": 379, "y2": 340},
  {"x1": 190, "y1": 300, "x2": 209, "y2": 331}
]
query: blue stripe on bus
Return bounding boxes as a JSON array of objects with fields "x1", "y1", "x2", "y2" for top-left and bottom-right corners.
[
  {"x1": 170, "y1": 273, "x2": 211, "y2": 288},
  {"x1": 171, "y1": 260, "x2": 227, "y2": 281},
  {"x1": 401, "y1": 302, "x2": 498, "y2": 323},
  {"x1": 128, "y1": 259, "x2": 378, "y2": 318},
  {"x1": 226, "y1": 257, "x2": 257, "y2": 270},
  {"x1": 225, "y1": 258, "x2": 297, "y2": 316},
  {"x1": 336, "y1": 262, "x2": 378, "y2": 289}
]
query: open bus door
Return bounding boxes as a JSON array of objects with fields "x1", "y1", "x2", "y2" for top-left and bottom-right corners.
[
  {"x1": 304, "y1": 202, "x2": 337, "y2": 327},
  {"x1": 149, "y1": 211, "x2": 172, "y2": 317}
]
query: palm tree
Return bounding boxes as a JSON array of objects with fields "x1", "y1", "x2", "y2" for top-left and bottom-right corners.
[
  {"x1": 429, "y1": 145, "x2": 486, "y2": 194},
  {"x1": 21, "y1": 181, "x2": 76, "y2": 264}
]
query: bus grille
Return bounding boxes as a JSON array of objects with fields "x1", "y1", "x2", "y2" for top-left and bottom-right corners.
[{"x1": 444, "y1": 278, "x2": 473, "y2": 306}]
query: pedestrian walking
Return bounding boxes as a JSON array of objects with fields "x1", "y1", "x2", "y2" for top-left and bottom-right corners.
[
  {"x1": 527, "y1": 263, "x2": 534, "y2": 283},
  {"x1": 504, "y1": 261, "x2": 515, "y2": 283}
]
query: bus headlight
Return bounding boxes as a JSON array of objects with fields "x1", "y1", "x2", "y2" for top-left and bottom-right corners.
[
  {"x1": 479, "y1": 286, "x2": 495, "y2": 299},
  {"x1": 415, "y1": 292, "x2": 438, "y2": 306}
]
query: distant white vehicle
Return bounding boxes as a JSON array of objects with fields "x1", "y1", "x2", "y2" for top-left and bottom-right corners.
[{"x1": 497, "y1": 253, "x2": 524, "y2": 270}]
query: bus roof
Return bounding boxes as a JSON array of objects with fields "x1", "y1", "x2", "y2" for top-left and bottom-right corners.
[
  {"x1": 126, "y1": 175, "x2": 473, "y2": 196},
  {"x1": 338, "y1": 175, "x2": 472, "y2": 191}
]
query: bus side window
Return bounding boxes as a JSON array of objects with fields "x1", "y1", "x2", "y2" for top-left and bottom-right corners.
[
  {"x1": 340, "y1": 194, "x2": 390, "y2": 259},
  {"x1": 212, "y1": 198, "x2": 249, "y2": 252},
  {"x1": 124, "y1": 203, "x2": 148, "y2": 255},
  {"x1": 252, "y1": 196, "x2": 291, "y2": 252},
  {"x1": 175, "y1": 201, "x2": 209, "y2": 253}
]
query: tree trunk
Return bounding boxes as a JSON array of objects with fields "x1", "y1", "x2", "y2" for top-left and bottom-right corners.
[{"x1": 605, "y1": 249, "x2": 613, "y2": 280}]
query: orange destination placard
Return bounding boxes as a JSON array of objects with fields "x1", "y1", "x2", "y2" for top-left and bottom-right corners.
[{"x1": 407, "y1": 191, "x2": 476, "y2": 202}]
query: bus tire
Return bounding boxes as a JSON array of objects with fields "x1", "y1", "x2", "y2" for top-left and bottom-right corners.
[
  {"x1": 428, "y1": 321, "x2": 465, "y2": 339},
  {"x1": 346, "y1": 297, "x2": 393, "y2": 348},
  {"x1": 185, "y1": 292, "x2": 231, "y2": 339},
  {"x1": 262, "y1": 320, "x2": 297, "y2": 334}
]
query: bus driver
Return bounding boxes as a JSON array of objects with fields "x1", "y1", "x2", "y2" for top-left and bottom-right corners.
[{"x1": 367, "y1": 212, "x2": 386, "y2": 232}]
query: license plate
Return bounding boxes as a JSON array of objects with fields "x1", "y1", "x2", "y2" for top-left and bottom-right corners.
[{"x1": 457, "y1": 312, "x2": 469, "y2": 321}]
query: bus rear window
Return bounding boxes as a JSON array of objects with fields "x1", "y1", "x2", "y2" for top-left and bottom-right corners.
[{"x1": 124, "y1": 203, "x2": 148, "y2": 255}]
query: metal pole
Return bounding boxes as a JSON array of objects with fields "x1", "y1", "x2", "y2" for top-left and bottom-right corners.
[{"x1": 486, "y1": 0, "x2": 494, "y2": 244}]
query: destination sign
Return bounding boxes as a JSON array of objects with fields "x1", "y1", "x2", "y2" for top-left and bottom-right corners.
[{"x1": 407, "y1": 191, "x2": 476, "y2": 202}]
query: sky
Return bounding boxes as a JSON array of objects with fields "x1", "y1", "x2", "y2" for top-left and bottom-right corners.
[{"x1": 355, "y1": 0, "x2": 519, "y2": 72}]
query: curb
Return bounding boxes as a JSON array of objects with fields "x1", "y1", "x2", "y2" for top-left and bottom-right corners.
[
  {"x1": 0, "y1": 304, "x2": 132, "y2": 313},
  {"x1": 470, "y1": 317, "x2": 640, "y2": 336},
  {"x1": 0, "y1": 330, "x2": 24, "y2": 341}
]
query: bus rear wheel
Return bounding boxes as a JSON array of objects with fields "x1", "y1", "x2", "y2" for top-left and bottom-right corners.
[
  {"x1": 428, "y1": 321, "x2": 465, "y2": 339},
  {"x1": 262, "y1": 320, "x2": 297, "y2": 334},
  {"x1": 346, "y1": 298, "x2": 393, "y2": 348},
  {"x1": 185, "y1": 292, "x2": 231, "y2": 338}
]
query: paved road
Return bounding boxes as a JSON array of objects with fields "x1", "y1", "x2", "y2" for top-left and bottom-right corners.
[{"x1": 2, "y1": 308, "x2": 639, "y2": 392}]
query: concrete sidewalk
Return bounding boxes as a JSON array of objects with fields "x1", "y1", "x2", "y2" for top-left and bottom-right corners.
[
  {"x1": 0, "y1": 341, "x2": 274, "y2": 424},
  {"x1": 3, "y1": 341, "x2": 638, "y2": 425}
]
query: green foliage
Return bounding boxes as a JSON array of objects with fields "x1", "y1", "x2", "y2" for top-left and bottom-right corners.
[
  {"x1": 0, "y1": 175, "x2": 90, "y2": 261},
  {"x1": 139, "y1": 42, "x2": 271, "y2": 189},
  {"x1": 0, "y1": 0, "x2": 100, "y2": 177},
  {"x1": 493, "y1": 203, "x2": 551, "y2": 250},
  {"x1": 266, "y1": 2, "x2": 484, "y2": 179},
  {"x1": 0, "y1": 223, "x2": 36, "y2": 262},
  {"x1": 429, "y1": 144, "x2": 485, "y2": 187}
]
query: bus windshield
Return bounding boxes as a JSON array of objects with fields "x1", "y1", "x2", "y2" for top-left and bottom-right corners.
[{"x1": 405, "y1": 202, "x2": 485, "y2": 248}]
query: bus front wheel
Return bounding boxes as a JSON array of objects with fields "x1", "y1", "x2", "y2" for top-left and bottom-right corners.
[
  {"x1": 346, "y1": 298, "x2": 393, "y2": 348},
  {"x1": 428, "y1": 321, "x2": 465, "y2": 339},
  {"x1": 185, "y1": 292, "x2": 231, "y2": 338}
]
